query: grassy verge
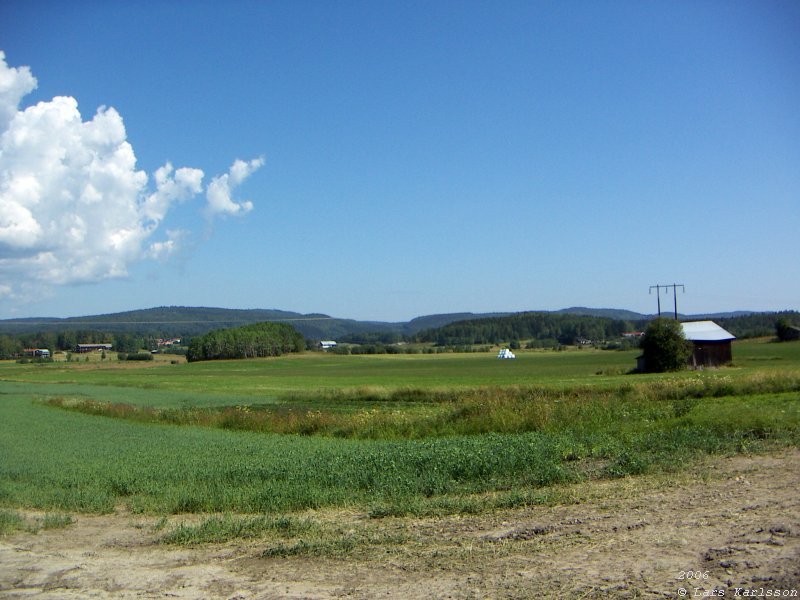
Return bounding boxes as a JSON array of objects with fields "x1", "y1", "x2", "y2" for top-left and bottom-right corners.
[
  {"x1": 155, "y1": 453, "x2": 768, "y2": 557},
  {"x1": 159, "y1": 513, "x2": 310, "y2": 544},
  {"x1": 2, "y1": 375, "x2": 798, "y2": 516},
  {"x1": 43, "y1": 371, "x2": 800, "y2": 439},
  {"x1": 0, "y1": 509, "x2": 73, "y2": 535},
  {"x1": 157, "y1": 511, "x2": 409, "y2": 557}
]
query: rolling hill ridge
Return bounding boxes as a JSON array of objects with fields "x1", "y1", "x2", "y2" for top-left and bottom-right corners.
[{"x1": 0, "y1": 305, "x2": 791, "y2": 341}]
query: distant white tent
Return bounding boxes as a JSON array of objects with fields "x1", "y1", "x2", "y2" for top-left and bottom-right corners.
[{"x1": 497, "y1": 348, "x2": 516, "y2": 359}]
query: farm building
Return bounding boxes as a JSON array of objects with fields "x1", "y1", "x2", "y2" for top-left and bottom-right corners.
[
  {"x1": 23, "y1": 348, "x2": 50, "y2": 358},
  {"x1": 75, "y1": 343, "x2": 113, "y2": 353},
  {"x1": 681, "y1": 321, "x2": 736, "y2": 368},
  {"x1": 319, "y1": 340, "x2": 337, "y2": 350},
  {"x1": 623, "y1": 331, "x2": 644, "y2": 339},
  {"x1": 636, "y1": 320, "x2": 736, "y2": 372}
]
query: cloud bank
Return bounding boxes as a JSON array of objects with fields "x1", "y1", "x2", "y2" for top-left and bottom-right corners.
[{"x1": 0, "y1": 51, "x2": 262, "y2": 300}]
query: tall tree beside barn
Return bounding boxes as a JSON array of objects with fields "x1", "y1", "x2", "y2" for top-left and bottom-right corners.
[{"x1": 640, "y1": 318, "x2": 692, "y2": 373}]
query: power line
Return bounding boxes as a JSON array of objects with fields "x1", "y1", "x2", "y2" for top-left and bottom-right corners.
[{"x1": 649, "y1": 284, "x2": 685, "y2": 319}]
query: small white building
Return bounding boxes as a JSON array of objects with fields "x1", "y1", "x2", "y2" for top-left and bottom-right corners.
[
  {"x1": 497, "y1": 348, "x2": 516, "y2": 359},
  {"x1": 319, "y1": 340, "x2": 337, "y2": 350}
]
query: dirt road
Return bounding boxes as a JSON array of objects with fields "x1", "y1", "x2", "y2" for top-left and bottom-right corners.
[{"x1": 2, "y1": 450, "x2": 799, "y2": 599}]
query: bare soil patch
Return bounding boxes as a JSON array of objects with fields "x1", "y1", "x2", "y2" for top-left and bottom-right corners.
[{"x1": 2, "y1": 450, "x2": 798, "y2": 599}]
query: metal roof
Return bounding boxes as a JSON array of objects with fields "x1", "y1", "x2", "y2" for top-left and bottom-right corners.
[{"x1": 681, "y1": 321, "x2": 736, "y2": 342}]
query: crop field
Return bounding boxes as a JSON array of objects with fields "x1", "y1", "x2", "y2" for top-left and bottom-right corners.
[
  {"x1": 1, "y1": 340, "x2": 799, "y2": 517},
  {"x1": 2, "y1": 339, "x2": 800, "y2": 597}
]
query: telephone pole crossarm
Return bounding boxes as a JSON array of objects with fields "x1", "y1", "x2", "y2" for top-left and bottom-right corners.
[{"x1": 649, "y1": 284, "x2": 685, "y2": 319}]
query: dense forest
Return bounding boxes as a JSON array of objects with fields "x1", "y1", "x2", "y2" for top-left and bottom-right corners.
[
  {"x1": 0, "y1": 307, "x2": 326, "y2": 337},
  {"x1": 186, "y1": 322, "x2": 305, "y2": 362},
  {"x1": 413, "y1": 312, "x2": 633, "y2": 346},
  {"x1": 715, "y1": 311, "x2": 800, "y2": 339},
  {"x1": 0, "y1": 306, "x2": 419, "y2": 341},
  {"x1": 413, "y1": 311, "x2": 800, "y2": 347}
]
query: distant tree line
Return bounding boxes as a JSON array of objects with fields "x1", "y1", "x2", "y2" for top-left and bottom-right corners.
[
  {"x1": 412, "y1": 312, "x2": 633, "y2": 346},
  {"x1": 2, "y1": 310, "x2": 797, "y2": 361},
  {"x1": 406, "y1": 311, "x2": 800, "y2": 347},
  {"x1": 0, "y1": 330, "x2": 157, "y2": 359},
  {"x1": 716, "y1": 311, "x2": 800, "y2": 339},
  {"x1": 338, "y1": 331, "x2": 406, "y2": 345},
  {"x1": 186, "y1": 322, "x2": 305, "y2": 362},
  {"x1": 332, "y1": 344, "x2": 492, "y2": 355}
]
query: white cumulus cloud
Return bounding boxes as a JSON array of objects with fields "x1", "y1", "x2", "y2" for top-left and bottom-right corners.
[
  {"x1": 0, "y1": 52, "x2": 263, "y2": 299},
  {"x1": 0, "y1": 51, "x2": 36, "y2": 132},
  {"x1": 205, "y1": 157, "x2": 264, "y2": 218}
]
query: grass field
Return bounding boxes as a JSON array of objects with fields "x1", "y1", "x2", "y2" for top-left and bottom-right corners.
[
  {"x1": 1, "y1": 339, "x2": 799, "y2": 530},
  {"x1": 2, "y1": 347, "x2": 644, "y2": 398}
]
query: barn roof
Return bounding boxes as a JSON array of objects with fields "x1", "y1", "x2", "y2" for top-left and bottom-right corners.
[{"x1": 681, "y1": 321, "x2": 736, "y2": 342}]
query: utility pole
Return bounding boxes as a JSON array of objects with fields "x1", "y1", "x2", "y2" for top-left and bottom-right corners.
[
  {"x1": 671, "y1": 283, "x2": 685, "y2": 320},
  {"x1": 649, "y1": 285, "x2": 663, "y2": 317},
  {"x1": 649, "y1": 284, "x2": 685, "y2": 319}
]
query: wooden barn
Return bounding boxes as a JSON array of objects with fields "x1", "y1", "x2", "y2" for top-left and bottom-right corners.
[
  {"x1": 74, "y1": 343, "x2": 113, "y2": 353},
  {"x1": 681, "y1": 321, "x2": 736, "y2": 368}
]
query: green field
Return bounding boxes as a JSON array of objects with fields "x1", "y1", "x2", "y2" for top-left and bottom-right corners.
[
  {"x1": 2, "y1": 347, "x2": 644, "y2": 398},
  {"x1": 1, "y1": 340, "x2": 799, "y2": 524}
]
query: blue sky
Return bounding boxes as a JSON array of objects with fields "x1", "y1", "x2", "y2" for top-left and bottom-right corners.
[{"x1": 1, "y1": 1, "x2": 798, "y2": 322}]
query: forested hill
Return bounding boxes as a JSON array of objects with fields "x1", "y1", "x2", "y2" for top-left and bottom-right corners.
[
  {"x1": 414, "y1": 310, "x2": 800, "y2": 346},
  {"x1": 1, "y1": 305, "x2": 796, "y2": 344},
  {"x1": 0, "y1": 306, "x2": 406, "y2": 340},
  {"x1": 413, "y1": 312, "x2": 632, "y2": 346},
  {"x1": 405, "y1": 312, "x2": 512, "y2": 331},
  {"x1": 0, "y1": 306, "x2": 508, "y2": 340}
]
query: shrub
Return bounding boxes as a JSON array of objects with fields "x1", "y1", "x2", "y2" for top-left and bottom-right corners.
[{"x1": 639, "y1": 318, "x2": 692, "y2": 373}]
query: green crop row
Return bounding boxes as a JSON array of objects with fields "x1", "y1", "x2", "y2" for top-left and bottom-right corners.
[
  {"x1": 1, "y1": 385, "x2": 798, "y2": 517},
  {"x1": 40, "y1": 370, "x2": 800, "y2": 440},
  {"x1": 1, "y1": 339, "x2": 798, "y2": 520}
]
